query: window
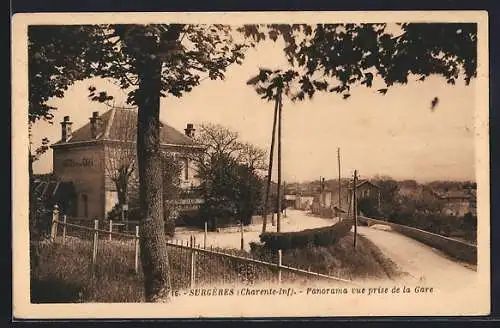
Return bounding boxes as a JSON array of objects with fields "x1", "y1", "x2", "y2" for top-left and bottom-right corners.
[{"x1": 81, "y1": 194, "x2": 88, "y2": 218}]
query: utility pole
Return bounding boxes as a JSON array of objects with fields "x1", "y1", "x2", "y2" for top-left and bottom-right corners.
[
  {"x1": 353, "y1": 169, "x2": 358, "y2": 249},
  {"x1": 283, "y1": 180, "x2": 287, "y2": 218},
  {"x1": 276, "y1": 89, "x2": 283, "y2": 233},
  {"x1": 261, "y1": 86, "x2": 280, "y2": 233},
  {"x1": 337, "y1": 147, "x2": 341, "y2": 219}
]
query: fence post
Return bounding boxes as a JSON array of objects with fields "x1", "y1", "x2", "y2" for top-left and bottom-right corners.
[
  {"x1": 92, "y1": 219, "x2": 99, "y2": 268},
  {"x1": 134, "y1": 225, "x2": 140, "y2": 275},
  {"x1": 50, "y1": 205, "x2": 59, "y2": 242},
  {"x1": 190, "y1": 235, "x2": 196, "y2": 288},
  {"x1": 109, "y1": 220, "x2": 113, "y2": 241},
  {"x1": 277, "y1": 249, "x2": 282, "y2": 285},
  {"x1": 240, "y1": 221, "x2": 244, "y2": 251},
  {"x1": 204, "y1": 221, "x2": 207, "y2": 249},
  {"x1": 62, "y1": 214, "x2": 67, "y2": 244}
]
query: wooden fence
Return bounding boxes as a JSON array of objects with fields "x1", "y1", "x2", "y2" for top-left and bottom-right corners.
[{"x1": 49, "y1": 205, "x2": 353, "y2": 288}]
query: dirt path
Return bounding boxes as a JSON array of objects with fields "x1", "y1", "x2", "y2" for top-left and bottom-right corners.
[{"x1": 357, "y1": 225, "x2": 477, "y2": 291}]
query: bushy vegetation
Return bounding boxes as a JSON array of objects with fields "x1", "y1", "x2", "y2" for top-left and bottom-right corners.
[
  {"x1": 388, "y1": 211, "x2": 477, "y2": 243},
  {"x1": 356, "y1": 177, "x2": 477, "y2": 244},
  {"x1": 198, "y1": 153, "x2": 263, "y2": 231},
  {"x1": 252, "y1": 233, "x2": 403, "y2": 281},
  {"x1": 259, "y1": 219, "x2": 353, "y2": 251},
  {"x1": 106, "y1": 152, "x2": 182, "y2": 237}
]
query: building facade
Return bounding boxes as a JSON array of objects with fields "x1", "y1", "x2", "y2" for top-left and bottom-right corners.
[
  {"x1": 311, "y1": 180, "x2": 380, "y2": 217},
  {"x1": 51, "y1": 108, "x2": 204, "y2": 219}
]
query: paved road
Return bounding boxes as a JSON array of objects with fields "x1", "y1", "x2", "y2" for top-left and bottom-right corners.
[
  {"x1": 173, "y1": 210, "x2": 477, "y2": 290},
  {"x1": 173, "y1": 209, "x2": 335, "y2": 251},
  {"x1": 357, "y1": 224, "x2": 477, "y2": 290}
]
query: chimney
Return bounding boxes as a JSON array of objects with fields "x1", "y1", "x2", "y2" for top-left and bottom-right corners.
[
  {"x1": 184, "y1": 123, "x2": 195, "y2": 138},
  {"x1": 60, "y1": 116, "x2": 73, "y2": 142},
  {"x1": 89, "y1": 111, "x2": 103, "y2": 139}
]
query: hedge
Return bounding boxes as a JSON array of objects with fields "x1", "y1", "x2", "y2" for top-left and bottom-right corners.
[{"x1": 259, "y1": 219, "x2": 353, "y2": 251}]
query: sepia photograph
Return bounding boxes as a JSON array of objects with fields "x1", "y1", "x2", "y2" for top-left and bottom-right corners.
[{"x1": 12, "y1": 11, "x2": 490, "y2": 318}]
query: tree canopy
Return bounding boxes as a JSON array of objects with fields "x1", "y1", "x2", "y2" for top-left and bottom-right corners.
[{"x1": 242, "y1": 23, "x2": 476, "y2": 102}]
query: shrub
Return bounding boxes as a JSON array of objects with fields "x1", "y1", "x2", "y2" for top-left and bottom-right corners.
[{"x1": 259, "y1": 219, "x2": 353, "y2": 251}]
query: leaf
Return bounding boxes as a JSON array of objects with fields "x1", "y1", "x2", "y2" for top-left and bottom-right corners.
[
  {"x1": 246, "y1": 75, "x2": 261, "y2": 85},
  {"x1": 377, "y1": 88, "x2": 388, "y2": 95},
  {"x1": 430, "y1": 97, "x2": 439, "y2": 111},
  {"x1": 269, "y1": 30, "x2": 279, "y2": 42},
  {"x1": 343, "y1": 93, "x2": 351, "y2": 100}
]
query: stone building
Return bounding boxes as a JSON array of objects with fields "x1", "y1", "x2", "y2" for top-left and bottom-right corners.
[{"x1": 50, "y1": 107, "x2": 203, "y2": 219}]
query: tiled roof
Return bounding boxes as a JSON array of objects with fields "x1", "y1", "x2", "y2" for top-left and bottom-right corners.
[{"x1": 53, "y1": 107, "x2": 199, "y2": 147}]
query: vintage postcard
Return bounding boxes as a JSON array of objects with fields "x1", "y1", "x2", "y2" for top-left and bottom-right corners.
[{"x1": 12, "y1": 11, "x2": 490, "y2": 318}]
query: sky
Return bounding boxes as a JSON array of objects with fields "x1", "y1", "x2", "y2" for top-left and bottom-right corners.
[{"x1": 31, "y1": 38, "x2": 477, "y2": 183}]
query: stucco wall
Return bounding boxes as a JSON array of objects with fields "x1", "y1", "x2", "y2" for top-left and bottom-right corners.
[{"x1": 53, "y1": 143, "x2": 105, "y2": 219}]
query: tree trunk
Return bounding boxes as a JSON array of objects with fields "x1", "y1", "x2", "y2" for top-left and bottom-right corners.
[
  {"x1": 136, "y1": 58, "x2": 172, "y2": 302},
  {"x1": 262, "y1": 91, "x2": 280, "y2": 233},
  {"x1": 116, "y1": 172, "x2": 129, "y2": 206},
  {"x1": 28, "y1": 150, "x2": 35, "y2": 236}
]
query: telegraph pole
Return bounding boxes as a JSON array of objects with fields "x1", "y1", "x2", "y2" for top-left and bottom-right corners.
[
  {"x1": 261, "y1": 85, "x2": 280, "y2": 233},
  {"x1": 337, "y1": 147, "x2": 341, "y2": 219},
  {"x1": 353, "y1": 169, "x2": 358, "y2": 249},
  {"x1": 276, "y1": 89, "x2": 283, "y2": 233},
  {"x1": 283, "y1": 180, "x2": 287, "y2": 218}
]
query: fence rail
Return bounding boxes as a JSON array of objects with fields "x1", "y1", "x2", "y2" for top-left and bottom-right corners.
[{"x1": 48, "y1": 206, "x2": 352, "y2": 289}]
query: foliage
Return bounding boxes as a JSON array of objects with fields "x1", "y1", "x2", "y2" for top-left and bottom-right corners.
[
  {"x1": 28, "y1": 26, "x2": 107, "y2": 123},
  {"x1": 388, "y1": 211, "x2": 477, "y2": 243},
  {"x1": 192, "y1": 124, "x2": 266, "y2": 229},
  {"x1": 242, "y1": 23, "x2": 477, "y2": 102},
  {"x1": 191, "y1": 123, "x2": 267, "y2": 172},
  {"x1": 106, "y1": 151, "x2": 182, "y2": 236},
  {"x1": 386, "y1": 188, "x2": 477, "y2": 243},
  {"x1": 259, "y1": 219, "x2": 353, "y2": 251},
  {"x1": 198, "y1": 153, "x2": 263, "y2": 230},
  {"x1": 371, "y1": 176, "x2": 399, "y2": 216},
  {"x1": 357, "y1": 197, "x2": 380, "y2": 217}
]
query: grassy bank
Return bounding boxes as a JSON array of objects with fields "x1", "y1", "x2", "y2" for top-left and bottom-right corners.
[
  {"x1": 31, "y1": 233, "x2": 403, "y2": 303},
  {"x1": 253, "y1": 232, "x2": 403, "y2": 281}
]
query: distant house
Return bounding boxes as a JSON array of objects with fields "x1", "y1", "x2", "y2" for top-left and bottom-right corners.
[
  {"x1": 430, "y1": 188, "x2": 477, "y2": 217},
  {"x1": 312, "y1": 179, "x2": 380, "y2": 217},
  {"x1": 284, "y1": 194, "x2": 296, "y2": 209},
  {"x1": 352, "y1": 180, "x2": 381, "y2": 201},
  {"x1": 294, "y1": 195, "x2": 315, "y2": 210}
]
